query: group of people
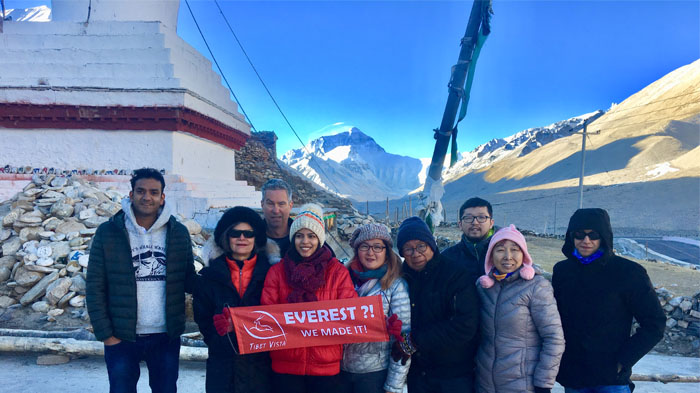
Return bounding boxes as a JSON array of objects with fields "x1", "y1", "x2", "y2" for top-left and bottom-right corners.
[{"x1": 86, "y1": 169, "x2": 667, "y2": 393}]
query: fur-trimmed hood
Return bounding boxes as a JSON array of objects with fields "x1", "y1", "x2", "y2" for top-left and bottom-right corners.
[{"x1": 200, "y1": 236, "x2": 282, "y2": 267}]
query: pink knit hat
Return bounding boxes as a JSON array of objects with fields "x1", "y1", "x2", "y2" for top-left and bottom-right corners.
[{"x1": 479, "y1": 224, "x2": 535, "y2": 288}]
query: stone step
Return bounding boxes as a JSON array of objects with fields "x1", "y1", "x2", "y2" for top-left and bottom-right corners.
[
  {"x1": 166, "y1": 189, "x2": 260, "y2": 200},
  {"x1": 0, "y1": 33, "x2": 165, "y2": 50},
  {"x1": 2, "y1": 21, "x2": 165, "y2": 36},
  {"x1": 168, "y1": 195, "x2": 260, "y2": 221},
  {"x1": 0, "y1": 76, "x2": 182, "y2": 89},
  {"x1": 207, "y1": 196, "x2": 261, "y2": 209},
  {"x1": 0, "y1": 48, "x2": 171, "y2": 65},
  {"x1": 166, "y1": 180, "x2": 252, "y2": 191},
  {"x1": 0, "y1": 62, "x2": 176, "y2": 79}
]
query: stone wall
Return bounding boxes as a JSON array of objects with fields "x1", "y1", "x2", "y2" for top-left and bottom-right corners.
[
  {"x1": 234, "y1": 131, "x2": 354, "y2": 213},
  {"x1": 653, "y1": 288, "x2": 700, "y2": 356}
]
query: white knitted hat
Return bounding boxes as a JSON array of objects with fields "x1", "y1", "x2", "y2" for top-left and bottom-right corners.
[{"x1": 289, "y1": 203, "x2": 326, "y2": 246}]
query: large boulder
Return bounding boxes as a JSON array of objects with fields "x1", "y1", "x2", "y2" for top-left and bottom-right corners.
[
  {"x1": 14, "y1": 267, "x2": 44, "y2": 287},
  {"x1": 20, "y1": 270, "x2": 59, "y2": 305},
  {"x1": 45, "y1": 277, "x2": 73, "y2": 306},
  {"x1": 1, "y1": 237, "x2": 22, "y2": 256}
]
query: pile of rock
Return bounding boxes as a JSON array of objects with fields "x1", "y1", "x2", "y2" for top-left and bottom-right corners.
[
  {"x1": 652, "y1": 288, "x2": 700, "y2": 356},
  {"x1": 336, "y1": 214, "x2": 381, "y2": 241},
  {"x1": 0, "y1": 174, "x2": 126, "y2": 319},
  {"x1": 0, "y1": 174, "x2": 210, "y2": 323}
]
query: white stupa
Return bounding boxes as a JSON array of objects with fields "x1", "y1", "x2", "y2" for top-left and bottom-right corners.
[{"x1": 0, "y1": 0, "x2": 261, "y2": 225}]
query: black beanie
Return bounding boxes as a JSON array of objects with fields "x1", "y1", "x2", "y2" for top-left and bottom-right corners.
[
  {"x1": 214, "y1": 206, "x2": 267, "y2": 253},
  {"x1": 396, "y1": 216, "x2": 438, "y2": 257}
]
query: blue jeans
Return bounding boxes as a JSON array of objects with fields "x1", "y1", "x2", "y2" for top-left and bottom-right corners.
[
  {"x1": 338, "y1": 369, "x2": 388, "y2": 393},
  {"x1": 564, "y1": 386, "x2": 631, "y2": 393},
  {"x1": 407, "y1": 372, "x2": 474, "y2": 393},
  {"x1": 104, "y1": 333, "x2": 181, "y2": 393}
]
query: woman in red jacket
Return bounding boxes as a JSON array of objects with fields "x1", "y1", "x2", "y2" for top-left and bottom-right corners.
[{"x1": 261, "y1": 203, "x2": 357, "y2": 393}]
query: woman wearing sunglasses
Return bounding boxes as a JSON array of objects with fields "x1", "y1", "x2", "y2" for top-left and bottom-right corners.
[
  {"x1": 552, "y1": 208, "x2": 665, "y2": 393},
  {"x1": 340, "y1": 223, "x2": 411, "y2": 393},
  {"x1": 475, "y1": 225, "x2": 564, "y2": 393},
  {"x1": 261, "y1": 203, "x2": 357, "y2": 393},
  {"x1": 193, "y1": 206, "x2": 272, "y2": 393}
]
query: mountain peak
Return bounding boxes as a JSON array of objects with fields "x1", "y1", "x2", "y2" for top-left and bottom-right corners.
[
  {"x1": 282, "y1": 125, "x2": 422, "y2": 201},
  {"x1": 309, "y1": 127, "x2": 385, "y2": 156}
]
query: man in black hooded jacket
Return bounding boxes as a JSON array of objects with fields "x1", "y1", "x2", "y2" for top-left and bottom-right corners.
[{"x1": 552, "y1": 208, "x2": 665, "y2": 393}]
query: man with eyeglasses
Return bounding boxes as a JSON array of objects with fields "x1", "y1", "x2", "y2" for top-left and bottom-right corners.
[
  {"x1": 392, "y1": 217, "x2": 480, "y2": 393},
  {"x1": 443, "y1": 197, "x2": 496, "y2": 284},
  {"x1": 552, "y1": 208, "x2": 665, "y2": 393}
]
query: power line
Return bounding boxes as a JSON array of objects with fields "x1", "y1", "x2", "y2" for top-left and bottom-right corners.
[
  {"x1": 210, "y1": 1, "x2": 353, "y2": 257},
  {"x1": 213, "y1": 4, "x2": 351, "y2": 197},
  {"x1": 183, "y1": 0, "x2": 258, "y2": 132},
  {"x1": 212, "y1": 0, "x2": 344, "y2": 196}
]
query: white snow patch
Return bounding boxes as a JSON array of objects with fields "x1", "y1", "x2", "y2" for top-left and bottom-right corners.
[
  {"x1": 324, "y1": 145, "x2": 351, "y2": 163},
  {"x1": 645, "y1": 162, "x2": 679, "y2": 179}
]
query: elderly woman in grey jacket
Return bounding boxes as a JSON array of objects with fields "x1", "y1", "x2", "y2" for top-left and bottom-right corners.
[
  {"x1": 476, "y1": 225, "x2": 564, "y2": 393},
  {"x1": 340, "y1": 223, "x2": 411, "y2": 393}
]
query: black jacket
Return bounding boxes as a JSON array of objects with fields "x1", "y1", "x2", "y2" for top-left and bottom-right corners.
[
  {"x1": 402, "y1": 251, "x2": 480, "y2": 378},
  {"x1": 86, "y1": 210, "x2": 196, "y2": 341},
  {"x1": 193, "y1": 253, "x2": 271, "y2": 393},
  {"x1": 442, "y1": 231, "x2": 494, "y2": 285},
  {"x1": 552, "y1": 208, "x2": 665, "y2": 389}
]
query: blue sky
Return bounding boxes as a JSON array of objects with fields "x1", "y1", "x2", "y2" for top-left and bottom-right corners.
[{"x1": 8, "y1": 1, "x2": 700, "y2": 159}]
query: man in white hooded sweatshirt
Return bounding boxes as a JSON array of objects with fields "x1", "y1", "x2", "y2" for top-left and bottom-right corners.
[{"x1": 87, "y1": 168, "x2": 196, "y2": 393}]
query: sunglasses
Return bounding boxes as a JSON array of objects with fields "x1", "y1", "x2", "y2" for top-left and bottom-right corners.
[
  {"x1": 572, "y1": 230, "x2": 601, "y2": 241},
  {"x1": 228, "y1": 229, "x2": 255, "y2": 239}
]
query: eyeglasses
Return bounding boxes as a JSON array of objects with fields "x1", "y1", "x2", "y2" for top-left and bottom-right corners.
[
  {"x1": 228, "y1": 229, "x2": 255, "y2": 239},
  {"x1": 402, "y1": 243, "x2": 428, "y2": 257},
  {"x1": 572, "y1": 230, "x2": 601, "y2": 241},
  {"x1": 461, "y1": 215, "x2": 490, "y2": 224},
  {"x1": 358, "y1": 244, "x2": 386, "y2": 253}
]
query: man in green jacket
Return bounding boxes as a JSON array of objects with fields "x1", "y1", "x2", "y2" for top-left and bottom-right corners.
[{"x1": 87, "y1": 168, "x2": 196, "y2": 393}]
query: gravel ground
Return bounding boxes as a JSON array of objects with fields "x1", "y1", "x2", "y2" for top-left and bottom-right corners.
[{"x1": 0, "y1": 352, "x2": 696, "y2": 393}]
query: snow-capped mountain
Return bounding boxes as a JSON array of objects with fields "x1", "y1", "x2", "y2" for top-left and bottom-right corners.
[
  {"x1": 281, "y1": 125, "x2": 423, "y2": 201},
  {"x1": 3, "y1": 5, "x2": 51, "y2": 22},
  {"x1": 282, "y1": 114, "x2": 604, "y2": 201},
  {"x1": 443, "y1": 111, "x2": 604, "y2": 182}
]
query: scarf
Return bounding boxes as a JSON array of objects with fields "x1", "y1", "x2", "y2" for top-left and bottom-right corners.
[
  {"x1": 573, "y1": 248, "x2": 605, "y2": 265},
  {"x1": 283, "y1": 245, "x2": 333, "y2": 303},
  {"x1": 492, "y1": 268, "x2": 516, "y2": 281},
  {"x1": 349, "y1": 258, "x2": 387, "y2": 288}
]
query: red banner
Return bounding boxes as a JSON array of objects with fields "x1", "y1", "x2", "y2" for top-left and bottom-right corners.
[{"x1": 229, "y1": 295, "x2": 388, "y2": 354}]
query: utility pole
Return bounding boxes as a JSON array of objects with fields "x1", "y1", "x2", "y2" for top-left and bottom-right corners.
[
  {"x1": 423, "y1": 0, "x2": 492, "y2": 230},
  {"x1": 385, "y1": 197, "x2": 389, "y2": 221},
  {"x1": 573, "y1": 110, "x2": 604, "y2": 209}
]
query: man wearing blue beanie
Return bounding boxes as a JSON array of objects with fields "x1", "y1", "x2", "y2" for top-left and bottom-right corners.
[{"x1": 392, "y1": 217, "x2": 480, "y2": 393}]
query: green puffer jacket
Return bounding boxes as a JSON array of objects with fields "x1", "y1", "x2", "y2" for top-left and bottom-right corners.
[{"x1": 86, "y1": 209, "x2": 196, "y2": 341}]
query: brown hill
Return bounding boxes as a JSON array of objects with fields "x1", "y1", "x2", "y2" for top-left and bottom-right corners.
[{"x1": 438, "y1": 60, "x2": 700, "y2": 236}]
